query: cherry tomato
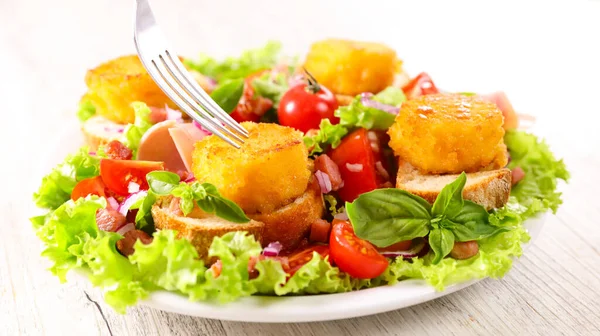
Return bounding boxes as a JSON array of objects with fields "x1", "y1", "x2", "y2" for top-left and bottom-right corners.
[
  {"x1": 329, "y1": 128, "x2": 383, "y2": 202},
  {"x1": 402, "y1": 72, "x2": 439, "y2": 100},
  {"x1": 287, "y1": 245, "x2": 330, "y2": 276},
  {"x1": 278, "y1": 74, "x2": 339, "y2": 133},
  {"x1": 329, "y1": 220, "x2": 388, "y2": 279},
  {"x1": 71, "y1": 176, "x2": 106, "y2": 201},
  {"x1": 230, "y1": 76, "x2": 273, "y2": 123},
  {"x1": 100, "y1": 159, "x2": 164, "y2": 196}
]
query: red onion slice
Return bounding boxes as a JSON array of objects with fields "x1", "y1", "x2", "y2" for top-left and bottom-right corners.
[
  {"x1": 263, "y1": 241, "x2": 283, "y2": 257},
  {"x1": 375, "y1": 161, "x2": 390, "y2": 180},
  {"x1": 333, "y1": 210, "x2": 349, "y2": 221},
  {"x1": 165, "y1": 105, "x2": 183, "y2": 123},
  {"x1": 116, "y1": 223, "x2": 136, "y2": 236},
  {"x1": 360, "y1": 96, "x2": 400, "y2": 115},
  {"x1": 118, "y1": 190, "x2": 148, "y2": 217},
  {"x1": 314, "y1": 170, "x2": 332, "y2": 194},
  {"x1": 193, "y1": 120, "x2": 214, "y2": 136},
  {"x1": 107, "y1": 197, "x2": 119, "y2": 210},
  {"x1": 346, "y1": 163, "x2": 363, "y2": 172},
  {"x1": 380, "y1": 239, "x2": 427, "y2": 259}
]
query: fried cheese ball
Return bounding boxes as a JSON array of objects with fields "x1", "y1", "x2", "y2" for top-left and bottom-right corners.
[
  {"x1": 303, "y1": 39, "x2": 399, "y2": 96},
  {"x1": 192, "y1": 122, "x2": 312, "y2": 214},
  {"x1": 83, "y1": 55, "x2": 178, "y2": 124},
  {"x1": 388, "y1": 94, "x2": 508, "y2": 174}
]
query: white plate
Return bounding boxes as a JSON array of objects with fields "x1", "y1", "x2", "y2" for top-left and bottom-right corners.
[{"x1": 47, "y1": 120, "x2": 546, "y2": 323}]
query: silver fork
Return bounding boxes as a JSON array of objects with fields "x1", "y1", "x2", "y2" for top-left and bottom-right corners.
[{"x1": 133, "y1": 0, "x2": 248, "y2": 148}]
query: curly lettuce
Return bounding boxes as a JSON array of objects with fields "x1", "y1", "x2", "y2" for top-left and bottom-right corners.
[
  {"x1": 33, "y1": 147, "x2": 100, "y2": 209},
  {"x1": 123, "y1": 102, "x2": 153, "y2": 155}
]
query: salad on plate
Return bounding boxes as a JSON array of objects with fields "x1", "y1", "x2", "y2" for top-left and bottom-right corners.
[{"x1": 32, "y1": 39, "x2": 569, "y2": 313}]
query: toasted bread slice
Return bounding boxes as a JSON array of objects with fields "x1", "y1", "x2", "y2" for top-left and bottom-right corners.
[
  {"x1": 248, "y1": 177, "x2": 324, "y2": 251},
  {"x1": 82, "y1": 115, "x2": 125, "y2": 151},
  {"x1": 152, "y1": 196, "x2": 265, "y2": 262},
  {"x1": 396, "y1": 160, "x2": 511, "y2": 210}
]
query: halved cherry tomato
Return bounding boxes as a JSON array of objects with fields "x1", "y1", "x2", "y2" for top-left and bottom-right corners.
[
  {"x1": 230, "y1": 76, "x2": 273, "y2": 123},
  {"x1": 287, "y1": 245, "x2": 330, "y2": 276},
  {"x1": 277, "y1": 76, "x2": 339, "y2": 133},
  {"x1": 329, "y1": 220, "x2": 388, "y2": 279},
  {"x1": 402, "y1": 72, "x2": 439, "y2": 100},
  {"x1": 329, "y1": 128, "x2": 381, "y2": 202},
  {"x1": 71, "y1": 176, "x2": 106, "y2": 201},
  {"x1": 100, "y1": 159, "x2": 164, "y2": 196}
]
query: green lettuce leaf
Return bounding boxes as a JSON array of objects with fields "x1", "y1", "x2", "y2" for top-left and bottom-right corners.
[
  {"x1": 33, "y1": 147, "x2": 100, "y2": 209},
  {"x1": 76, "y1": 100, "x2": 96, "y2": 122},
  {"x1": 373, "y1": 86, "x2": 406, "y2": 106},
  {"x1": 251, "y1": 72, "x2": 289, "y2": 108},
  {"x1": 123, "y1": 102, "x2": 153, "y2": 155},
  {"x1": 336, "y1": 94, "x2": 396, "y2": 130},
  {"x1": 505, "y1": 130, "x2": 569, "y2": 213},
  {"x1": 303, "y1": 119, "x2": 349, "y2": 155},
  {"x1": 185, "y1": 41, "x2": 282, "y2": 82}
]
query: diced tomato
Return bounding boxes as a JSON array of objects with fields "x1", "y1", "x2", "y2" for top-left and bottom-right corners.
[
  {"x1": 377, "y1": 240, "x2": 413, "y2": 252},
  {"x1": 95, "y1": 208, "x2": 126, "y2": 232},
  {"x1": 230, "y1": 76, "x2": 273, "y2": 123},
  {"x1": 309, "y1": 219, "x2": 332, "y2": 243},
  {"x1": 314, "y1": 154, "x2": 343, "y2": 191},
  {"x1": 329, "y1": 220, "x2": 388, "y2": 279},
  {"x1": 287, "y1": 245, "x2": 330, "y2": 276},
  {"x1": 71, "y1": 176, "x2": 106, "y2": 201},
  {"x1": 511, "y1": 166, "x2": 525, "y2": 186},
  {"x1": 210, "y1": 260, "x2": 223, "y2": 277},
  {"x1": 329, "y1": 128, "x2": 382, "y2": 202},
  {"x1": 402, "y1": 72, "x2": 439, "y2": 100},
  {"x1": 148, "y1": 106, "x2": 168, "y2": 124},
  {"x1": 100, "y1": 159, "x2": 164, "y2": 196},
  {"x1": 104, "y1": 140, "x2": 133, "y2": 160}
]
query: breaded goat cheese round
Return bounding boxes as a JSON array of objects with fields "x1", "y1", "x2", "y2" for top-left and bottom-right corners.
[
  {"x1": 388, "y1": 94, "x2": 508, "y2": 174},
  {"x1": 192, "y1": 122, "x2": 312, "y2": 214}
]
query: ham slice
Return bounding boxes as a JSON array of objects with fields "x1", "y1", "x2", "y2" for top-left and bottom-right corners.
[
  {"x1": 168, "y1": 123, "x2": 208, "y2": 172},
  {"x1": 478, "y1": 91, "x2": 519, "y2": 129}
]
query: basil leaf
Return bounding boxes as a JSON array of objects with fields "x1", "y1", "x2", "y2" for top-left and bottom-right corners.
[
  {"x1": 210, "y1": 78, "x2": 245, "y2": 113},
  {"x1": 146, "y1": 171, "x2": 181, "y2": 195},
  {"x1": 452, "y1": 220, "x2": 507, "y2": 242},
  {"x1": 171, "y1": 183, "x2": 195, "y2": 215},
  {"x1": 133, "y1": 191, "x2": 156, "y2": 234},
  {"x1": 346, "y1": 189, "x2": 431, "y2": 247},
  {"x1": 452, "y1": 200, "x2": 489, "y2": 223},
  {"x1": 200, "y1": 183, "x2": 250, "y2": 223},
  {"x1": 432, "y1": 172, "x2": 467, "y2": 218},
  {"x1": 429, "y1": 228, "x2": 455, "y2": 264}
]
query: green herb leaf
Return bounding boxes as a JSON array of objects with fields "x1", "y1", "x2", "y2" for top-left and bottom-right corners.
[
  {"x1": 146, "y1": 171, "x2": 181, "y2": 195},
  {"x1": 373, "y1": 87, "x2": 406, "y2": 106},
  {"x1": 198, "y1": 183, "x2": 250, "y2": 223},
  {"x1": 130, "y1": 191, "x2": 156, "y2": 234},
  {"x1": 210, "y1": 78, "x2": 245, "y2": 113},
  {"x1": 432, "y1": 172, "x2": 467, "y2": 218},
  {"x1": 346, "y1": 189, "x2": 431, "y2": 247},
  {"x1": 429, "y1": 228, "x2": 455, "y2": 264},
  {"x1": 451, "y1": 219, "x2": 507, "y2": 242},
  {"x1": 336, "y1": 95, "x2": 396, "y2": 130},
  {"x1": 251, "y1": 72, "x2": 289, "y2": 109},
  {"x1": 76, "y1": 100, "x2": 96, "y2": 122},
  {"x1": 185, "y1": 41, "x2": 282, "y2": 82},
  {"x1": 303, "y1": 119, "x2": 349, "y2": 155}
]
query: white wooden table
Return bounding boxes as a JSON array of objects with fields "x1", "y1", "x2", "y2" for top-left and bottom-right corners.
[{"x1": 2, "y1": 0, "x2": 600, "y2": 335}]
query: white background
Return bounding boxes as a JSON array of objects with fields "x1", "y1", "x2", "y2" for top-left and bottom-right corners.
[{"x1": 1, "y1": 0, "x2": 600, "y2": 335}]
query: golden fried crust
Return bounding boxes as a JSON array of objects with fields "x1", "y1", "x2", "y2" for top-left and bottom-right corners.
[
  {"x1": 152, "y1": 197, "x2": 265, "y2": 263},
  {"x1": 388, "y1": 94, "x2": 508, "y2": 174},
  {"x1": 248, "y1": 177, "x2": 324, "y2": 250},
  {"x1": 303, "y1": 39, "x2": 399, "y2": 96},
  {"x1": 192, "y1": 122, "x2": 312, "y2": 214}
]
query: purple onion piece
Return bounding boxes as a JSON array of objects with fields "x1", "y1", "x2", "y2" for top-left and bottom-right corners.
[
  {"x1": 263, "y1": 241, "x2": 283, "y2": 257},
  {"x1": 360, "y1": 96, "x2": 400, "y2": 115}
]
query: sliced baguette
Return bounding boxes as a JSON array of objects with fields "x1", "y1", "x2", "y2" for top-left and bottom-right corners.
[
  {"x1": 248, "y1": 177, "x2": 324, "y2": 251},
  {"x1": 396, "y1": 160, "x2": 511, "y2": 210},
  {"x1": 152, "y1": 196, "x2": 265, "y2": 262},
  {"x1": 82, "y1": 115, "x2": 125, "y2": 151}
]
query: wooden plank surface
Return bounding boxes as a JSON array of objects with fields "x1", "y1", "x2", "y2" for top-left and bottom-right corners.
[{"x1": 2, "y1": 0, "x2": 600, "y2": 335}]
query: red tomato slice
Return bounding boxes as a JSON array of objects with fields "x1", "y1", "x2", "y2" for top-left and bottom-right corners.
[
  {"x1": 329, "y1": 128, "x2": 380, "y2": 202},
  {"x1": 230, "y1": 75, "x2": 273, "y2": 123},
  {"x1": 402, "y1": 72, "x2": 439, "y2": 100},
  {"x1": 329, "y1": 220, "x2": 388, "y2": 279},
  {"x1": 71, "y1": 176, "x2": 106, "y2": 201},
  {"x1": 100, "y1": 159, "x2": 164, "y2": 196},
  {"x1": 287, "y1": 245, "x2": 330, "y2": 276},
  {"x1": 377, "y1": 240, "x2": 413, "y2": 252}
]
